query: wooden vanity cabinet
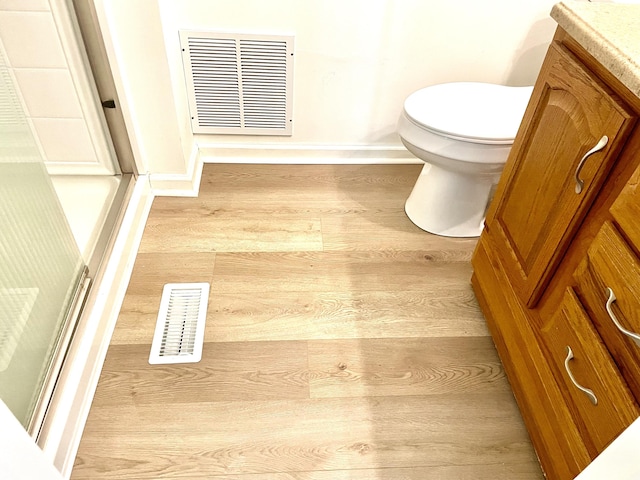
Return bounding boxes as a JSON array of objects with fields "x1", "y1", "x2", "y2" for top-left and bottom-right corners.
[
  {"x1": 541, "y1": 287, "x2": 639, "y2": 457},
  {"x1": 574, "y1": 221, "x2": 640, "y2": 400},
  {"x1": 472, "y1": 242, "x2": 593, "y2": 480},
  {"x1": 472, "y1": 28, "x2": 640, "y2": 480},
  {"x1": 611, "y1": 163, "x2": 640, "y2": 249},
  {"x1": 485, "y1": 42, "x2": 636, "y2": 309}
]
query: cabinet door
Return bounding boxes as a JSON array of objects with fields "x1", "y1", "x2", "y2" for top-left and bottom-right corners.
[
  {"x1": 541, "y1": 288, "x2": 639, "y2": 456},
  {"x1": 486, "y1": 43, "x2": 636, "y2": 307}
]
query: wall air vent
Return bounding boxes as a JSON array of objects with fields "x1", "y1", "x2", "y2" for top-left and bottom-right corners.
[{"x1": 180, "y1": 31, "x2": 294, "y2": 136}]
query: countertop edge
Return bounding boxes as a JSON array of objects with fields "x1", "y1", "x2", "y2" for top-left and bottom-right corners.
[{"x1": 551, "y1": 1, "x2": 640, "y2": 98}]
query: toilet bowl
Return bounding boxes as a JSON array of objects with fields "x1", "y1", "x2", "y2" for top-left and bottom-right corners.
[{"x1": 398, "y1": 82, "x2": 533, "y2": 237}]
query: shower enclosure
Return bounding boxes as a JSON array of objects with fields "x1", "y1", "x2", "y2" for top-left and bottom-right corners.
[{"x1": 0, "y1": 57, "x2": 87, "y2": 434}]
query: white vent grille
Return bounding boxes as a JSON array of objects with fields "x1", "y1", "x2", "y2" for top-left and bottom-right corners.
[
  {"x1": 0, "y1": 288, "x2": 38, "y2": 372},
  {"x1": 149, "y1": 283, "x2": 209, "y2": 365},
  {"x1": 180, "y1": 31, "x2": 293, "y2": 135}
]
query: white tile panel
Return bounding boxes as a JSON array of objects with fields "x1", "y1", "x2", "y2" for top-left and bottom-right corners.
[
  {"x1": 0, "y1": 11, "x2": 66, "y2": 68},
  {"x1": 0, "y1": 0, "x2": 50, "y2": 11},
  {"x1": 31, "y1": 118, "x2": 97, "y2": 163},
  {"x1": 13, "y1": 68, "x2": 82, "y2": 118}
]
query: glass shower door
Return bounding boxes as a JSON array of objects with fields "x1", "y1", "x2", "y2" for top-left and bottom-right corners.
[{"x1": 0, "y1": 59, "x2": 86, "y2": 433}]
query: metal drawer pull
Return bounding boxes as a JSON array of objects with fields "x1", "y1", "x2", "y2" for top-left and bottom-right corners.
[
  {"x1": 564, "y1": 346, "x2": 598, "y2": 405},
  {"x1": 606, "y1": 288, "x2": 640, "y2": 348},
  {"x1": 574, "y1": 135, "x2": 609, "y2": 194}
]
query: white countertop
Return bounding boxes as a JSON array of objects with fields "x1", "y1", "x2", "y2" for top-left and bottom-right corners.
[{"x1": 551, "y1": 1, "x2": 640, "y2": 97}]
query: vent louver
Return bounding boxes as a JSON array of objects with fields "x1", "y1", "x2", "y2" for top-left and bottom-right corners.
[
  {"x1": 149, "y1": 283, "x2": 209, "y2": 365},
  {"x1": 180, "y1": 31, "x2": 293, "y2": 135}
]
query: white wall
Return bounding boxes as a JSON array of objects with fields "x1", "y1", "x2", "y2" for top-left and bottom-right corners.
[
  {"x1": 94, "y1": 0, "x2": 186, "y2": 177},
  {"x1": 161, "y1": 0, "x2": 558, "y2": 150},
  {"x1": 97, "y1": 0, "x2": 559, "y2": 189}
]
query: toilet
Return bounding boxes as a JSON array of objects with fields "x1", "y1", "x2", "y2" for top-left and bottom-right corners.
[{"x1": 398, "y1": 82, "x2": 533, "y2": 237}]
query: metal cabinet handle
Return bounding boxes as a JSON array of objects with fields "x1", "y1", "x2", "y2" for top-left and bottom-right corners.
[
  {"x1": 564, "y1": 346, "x2": 598, "y2": 405},
  {"x1": 574, "y1": 135, "x2": 609, "y2": 194},
  {"x1": 605, "y1": 288, "x2": 640, "y2": 348}
]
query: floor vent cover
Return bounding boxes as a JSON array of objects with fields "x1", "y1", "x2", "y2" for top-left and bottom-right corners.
[{"x1": 149, "y1": 283, "x2": 209, "y2": 365}]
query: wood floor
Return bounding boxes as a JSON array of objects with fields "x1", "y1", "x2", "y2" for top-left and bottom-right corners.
[{"x1": 72, "y1": 164, "x2": 543, "y2": 479}]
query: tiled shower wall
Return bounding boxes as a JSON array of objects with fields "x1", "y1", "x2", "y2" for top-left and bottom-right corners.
[{"x1": 0, "y1": 0, "x2": 113, "y2": 174}]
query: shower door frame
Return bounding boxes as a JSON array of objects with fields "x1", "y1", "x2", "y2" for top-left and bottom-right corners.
[
  {"x1": 0, "y1": 0, "x2": 138, "y2": 442},
  {"x1": 26, "y1": 268, "x2": 90, "y2": 438},
  {"x1": 30, "y1": 1, "x2": 148, "y2": 476}
]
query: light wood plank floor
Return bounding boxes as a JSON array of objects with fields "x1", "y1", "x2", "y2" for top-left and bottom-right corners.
[{"x1": 72, "y1": 164, "x2": 543, "y2": 479}]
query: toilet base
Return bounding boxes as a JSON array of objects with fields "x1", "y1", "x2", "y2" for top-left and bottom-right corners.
[{"x1": 405, "y1": 163, "x2": 497, "y2": 238}]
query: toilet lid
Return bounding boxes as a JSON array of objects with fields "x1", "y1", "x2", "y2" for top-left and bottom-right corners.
[{"x1": 403, "y1": 82, "x2": 533, "y2": 144}]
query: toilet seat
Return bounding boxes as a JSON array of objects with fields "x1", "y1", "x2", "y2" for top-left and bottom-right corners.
[{"x1": 403, "y1": 82, "x2": 533, "y2": 145}]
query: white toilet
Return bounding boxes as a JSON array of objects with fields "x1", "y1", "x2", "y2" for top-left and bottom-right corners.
[{"x1": 398, "y1": 82, "x2": 533, "y2": 237}]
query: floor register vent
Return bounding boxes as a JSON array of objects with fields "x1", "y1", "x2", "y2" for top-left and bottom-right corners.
[
  {"x1": 149, "y1": 283, "x2": 209, "y2": 365},
  {"x1": 180, "y1": 31, "x2": 294, "y2": 136}
]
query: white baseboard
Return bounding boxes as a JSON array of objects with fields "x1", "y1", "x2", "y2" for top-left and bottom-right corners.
[
  {"x1": 148, "y1": 143, "x2": 418, "y2": 197},
  {"x1": 37, "y1": 175, "x2": 154, "y2": 479},
  {"x1": 199, "y1": 144, "x2": 420, "y2": 165},
  {"x1": 149, "y1": 145, "x2": 203, "y2": 197}
]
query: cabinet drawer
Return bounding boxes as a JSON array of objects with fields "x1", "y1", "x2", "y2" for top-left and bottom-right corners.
[
  {"x1": 611, "y1": 161, "x2": 640, "y2": 251},
  {"x1": 574, "y1": 221, "x2": 640, "y2": 400},
  {"x1": 541, "y1": 288, "x2": 639, "y2": 455}
]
